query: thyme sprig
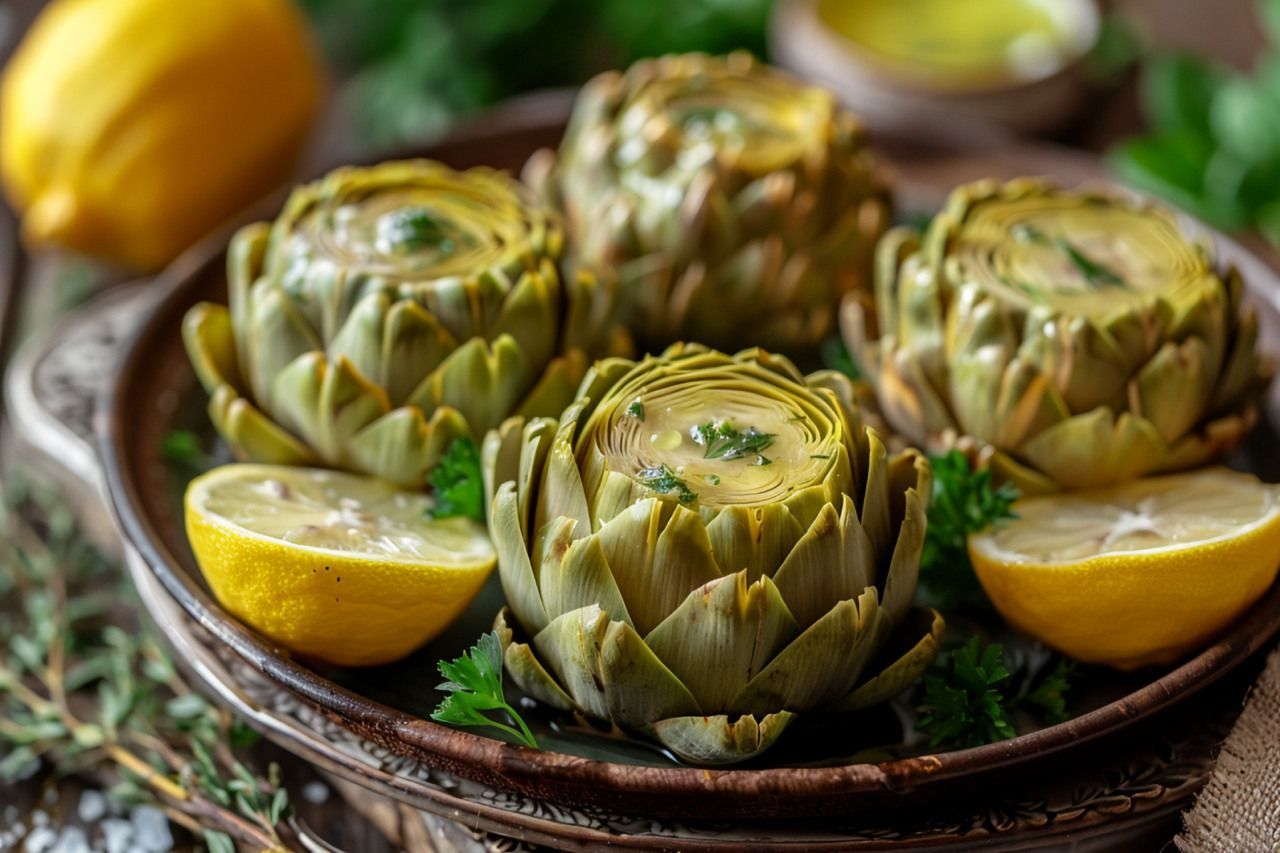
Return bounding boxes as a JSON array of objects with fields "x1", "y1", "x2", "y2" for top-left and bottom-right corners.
[{"x1": 0, "y1": 473, "x2": 292, "y2": 850}]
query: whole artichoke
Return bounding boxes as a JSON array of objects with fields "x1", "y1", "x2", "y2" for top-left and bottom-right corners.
[
  {"x1": 183, "y1": 160, "x2": 625, "y2": 488},
  {"x1": 484, "y1": 344, "x2": 941, "y2": 765},
  {"x1": 844, "y1": 178, "x2": 1268, "y2": 493},
  {"x1": 527, "y1": 51, "x2": 891, "y2": 353}
]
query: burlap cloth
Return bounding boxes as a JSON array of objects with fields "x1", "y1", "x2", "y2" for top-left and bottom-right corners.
[{"x1": 1178, "y1": 645, "x2": 1280, "y2": 851}]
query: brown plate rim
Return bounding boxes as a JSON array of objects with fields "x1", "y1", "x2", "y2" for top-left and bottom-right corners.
[{"x1": 100, "y1": 96, "x2": 1280, "y2": 820}]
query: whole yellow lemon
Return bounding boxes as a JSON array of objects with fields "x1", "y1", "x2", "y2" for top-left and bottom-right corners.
[{"x1": 1, "y1": 0, "x2": 323, "y2": 271}]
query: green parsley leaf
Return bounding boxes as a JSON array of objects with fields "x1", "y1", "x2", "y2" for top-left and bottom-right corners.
[
  {"x1": 695, "y1": 421, "x2": 775, "y2": 462},
  {"x1": 627, "y1": 400, "x2": 645, "y2": 420},
  {"x1": 1020, "y1": 658, "x2": 1077, "y2": 725},
  {"x1": 638, "y1": 464, "x2": 698, "y2": 505},
  {"x1": 917, "y1": 639, "x2": 1078, "y2": 749},
  {"x1": 427, "y1": 437, "x2": 485, "y2": 522},
  {"x1": 919, "y1": 452, "x2": 1019, "y2": 610},
  {"x1": 431, "y1": 632, "x2": 537, "y2": 748},
  {"x1": 917, "y1": 638, "x2": 1016, "y2": 749}
]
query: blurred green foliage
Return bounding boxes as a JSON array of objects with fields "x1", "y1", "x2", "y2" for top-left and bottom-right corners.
[
  {"x1": 1111, "y1": 0, "x2": 1280, "y2": 242},
  {"x1": 299, "y1": 0, "x2": 772, "y2": 150}
]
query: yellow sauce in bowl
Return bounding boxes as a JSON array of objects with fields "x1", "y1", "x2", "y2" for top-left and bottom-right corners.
[{"x1": 817, "y1": 0, "x2": 1096, "y2": 89}]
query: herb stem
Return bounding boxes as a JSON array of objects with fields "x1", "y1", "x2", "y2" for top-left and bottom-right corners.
[
  {"x1": 104, "y1": 742, "x2": 190, "y2": 802},
  {"x1": 502, "y1": 703, "x2": 538, "y2": 748}
]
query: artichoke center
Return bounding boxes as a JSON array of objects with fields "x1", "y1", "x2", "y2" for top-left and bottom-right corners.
[
  {"x1": 598, "y1": 385, "x2": 834, "y2": 507},
  {"x1": 374, "y1": 206, "x2": 464, "y2": 257},
  {"x1": 322, "y1": 189, "x2": 513, "y2": 278},
  {"x1": 954, "y1": 196, "x2": 1209, "y2": 317},
  {"x1": 616, "y1": 76, "x2": 829, "y2": 178}
]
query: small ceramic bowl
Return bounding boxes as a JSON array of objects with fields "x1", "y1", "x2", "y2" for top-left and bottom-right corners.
[{"x1": 770, "y1": 0, "x2": 1102, "y2": 139}]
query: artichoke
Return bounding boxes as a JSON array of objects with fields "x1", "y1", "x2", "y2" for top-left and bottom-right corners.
[
  {"x1": 526, "y1": 51, "x2": 891, "y2": 353},
  {"x1": 844, "y1": 178, "x2": 1268, "y2": 493},
  {"x1": 483, "y1": 344, "x2": 942, "y2": 765},
  {"x1": 183, "y1": 160, "x2": 626, "y2": 488}
]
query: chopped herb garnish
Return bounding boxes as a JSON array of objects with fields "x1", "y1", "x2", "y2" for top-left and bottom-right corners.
[
  {"x1": 811, "y1": 454, "x2": 832, "y2": 460},
  {"x1": 753, "y1": 455, "x2": 773, "y2": 466},
  {"x1": 378, "y1": 206, "x2": 455, "y2": 254},
  {"x1": 1057, "y1": 237, "x2": 1125, "y2": 287},
  {"x1": 1012, "y1": 224, "x2": 1126, "y2": 288},
  {"x1": 627, "y1": 401, "x2": 645, "y2": 420},
  {"x1": 694, "y1": 421, "x2": 775, "y2": 462},
  {"x1": 638, "y1": 464, "x2": 698, "y2": 504},
  {"x1": 432, "y1": 632, "x2": 537, "y2": 748},
  {"x1": 705, "y1": 474, "x2": 721, "y2": 486},
  {"x1": 427, "y1": 437, "x2": 485, "y2": 521}
]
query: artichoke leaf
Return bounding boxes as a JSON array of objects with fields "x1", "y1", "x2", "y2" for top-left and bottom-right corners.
[
  {"x1": 647, "y1": 711, "x2": 795, "y2": 766},
  {"x1": 705, "y1": 505, "x2": 805, "y2": 585},
  {"x1": 495, "y1": 608, "x2": 575, "y2": 712},
  {"x1": 207, "y1": 385, "x2": 318, "y2": 467},
  {"x1": 534, "y1": 414, "x2": 594, "y2": 541},
  {"x1": 345, "y1": 404, "x2": 469, "y2": 488},
  {"x1": 729, "y1": 594, "x2": 880, "y2": 715},
  {"x1": 227, "y1": 222, "x2": 271, "y2": 373},
  {"x1": 514, "y1": 350, "x2": 589, "y2": 422},
  {"x1": 1133, "y1": 338, "x2": 1213, "y2": 443},
  {"x1": 404, "y1": 335, "x2": 537, "y2": 437},
  {"x1": 268, "y1": 353, "x2": 387, "y2": 463},
  {"x1": 859, "y1": 430, "x2": 892, "y2": 565},
  {"x1": 327, "y1": 291, "x2": 393, "y2": 396},
  {"x1": 529, "y1": 605, "x2": 614, "y2": 721},
  {"x1": 488, "y1": 263, "x2": 559, "y2": 369},
  {"x1": 378, "y1": 299, "x2": 460, "y2": 407},
  {"x1": 771, "y1": 498, "x2": 871, "y2": 628},
  {"x1": 644, "y1": 572, "x2": 800, "y2": 712},
  {"x1": 1019, "y1": 408, "x2": 1169, "y2": 490},
  {"x1": 183, "y1": 302, "x2": 246, "y2": 396},
  {"x1": 881, "y1": 488, "x2": 928, "y2": 626},
  {"x1": 838, "y1": 608, "x2": 945, "y2": 711},
  {"x1": 529, "y1": 605, "x2": 701, "y2": 727},
  {"x1": 535, "y1": 517, "x2": 632, "y2": 628},
  {"x1": 492, "y1": 483, "x2": 549, "y2": 635},
  {"x1": 244, "y1": 284, "x2": 325, "y2": 409},
  {"x1": 483, "y1": 417, "x2": 527, "y2": 522},
  {"x1": 595, "y1": 499, "x2": 722, "y2": 636},
  {"x1": 515, "y1": 417, "x2": 559, "y2": 534}
]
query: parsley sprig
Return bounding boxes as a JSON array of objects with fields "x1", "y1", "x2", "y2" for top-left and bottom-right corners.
[
  {"x1": 917, "y1": 638, "x2": 1077, "y2": 749},
  {"x1": 427, "y1": 437, "x2": 485, "y2": 521},
  {"x1": 919, "y1": 452, "x2": 1019, "y2": 610},
  {"x1": 431, "y1": 632, "x2": 537, "y2": 748},
  {"x1": 694, "y1": 421, "x2": 775, "y2": 463}
]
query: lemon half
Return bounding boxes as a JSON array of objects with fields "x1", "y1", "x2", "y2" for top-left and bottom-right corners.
[
  {"x1": 185, "y1": 464, "x2": 495, "y2": 667},
  {"x1": 970, "y1": 468, "x2": 1280, "y2": 670}
]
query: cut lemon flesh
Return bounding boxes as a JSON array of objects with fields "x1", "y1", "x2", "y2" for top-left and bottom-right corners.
[
  {"x1": 185, "y1": 464, "x2": 495, "y2": 667},
  {"x1": 969, "y1": 468, "x2": 1280, "y2": 670}
]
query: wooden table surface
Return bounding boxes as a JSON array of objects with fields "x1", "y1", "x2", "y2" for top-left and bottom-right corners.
[{"x1": 0, "y1": 0, "x2": 1273, "y2": 850}]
